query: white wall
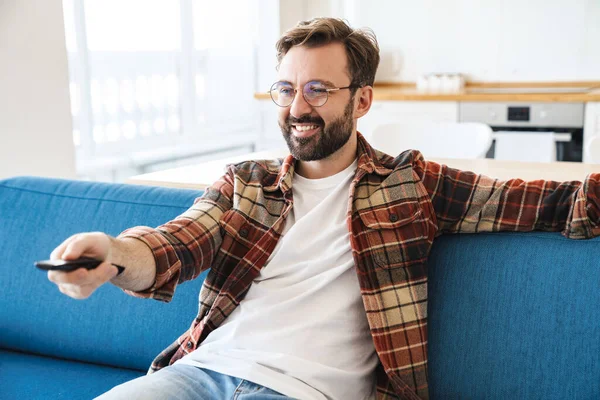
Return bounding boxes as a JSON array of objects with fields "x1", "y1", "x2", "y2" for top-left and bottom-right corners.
[
  {"x1": 0, "y1": 0, "x2": 76, "y2": 180},
  {"x1": 292, "y1": 0, "x2": 600, "y2": 82},
  {"x1": 1, "y1": 1, "x2": 597, "y2": 181}
]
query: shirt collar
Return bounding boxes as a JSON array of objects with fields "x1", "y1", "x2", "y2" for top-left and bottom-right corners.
[{"x1": 263, "y1": 131, "x2": 395, "y2": 193}]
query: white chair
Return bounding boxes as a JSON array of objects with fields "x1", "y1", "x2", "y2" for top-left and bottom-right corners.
[
  {"x1": 585, "y1": 136, "x2": 600, "y2": 163},
  {"x1": 367, "y1": 121, "x2": 493, "y2": 159}
]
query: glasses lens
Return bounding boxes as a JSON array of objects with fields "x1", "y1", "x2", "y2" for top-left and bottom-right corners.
[
  {"x1": 303, "y1": 81, "x2": 328, "y2": 107},
  {"x1": 270, "y1": 82, "x2": 295, "y2": 107}
]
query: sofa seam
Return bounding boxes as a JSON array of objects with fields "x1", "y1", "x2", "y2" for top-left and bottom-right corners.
[
  {"x1": 0, "y1": 347, "x2": 147, "y2": 373},
  {"x1": 0, "y1": 184, "x2": 199, "y2": 210}
]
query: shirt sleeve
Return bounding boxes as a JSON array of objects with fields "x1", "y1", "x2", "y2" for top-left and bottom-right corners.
[
  {"x1": 116, "y1": 168, "x2": 235, "y2": 302},
  {"x1": 412, "y1": 152, "x2": 600, "y2": 240}
]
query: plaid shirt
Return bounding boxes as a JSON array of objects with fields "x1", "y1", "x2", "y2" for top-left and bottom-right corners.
[{"x1": 120, "y1": 133, "x2": 600, "y2": 399}]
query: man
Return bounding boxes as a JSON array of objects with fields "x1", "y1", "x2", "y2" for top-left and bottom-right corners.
[{"x1": 48, "y1": 18, "x2": 600, "y2": 400}]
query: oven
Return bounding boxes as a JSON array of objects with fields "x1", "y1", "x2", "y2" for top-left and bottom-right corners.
[{"x1": 459, "y1": 102, "x2": 585, "y2": 162}]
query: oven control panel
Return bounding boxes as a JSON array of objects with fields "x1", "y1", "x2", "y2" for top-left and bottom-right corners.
[
  {"x1": 459, "y1": 102, "x2": 584, "y2": 128},
  {"x1": 508, "y1": 107, "x2": 530, "y2": 122}
]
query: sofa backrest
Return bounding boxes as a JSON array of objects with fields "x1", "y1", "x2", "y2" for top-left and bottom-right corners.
[
  {"x1": 428, "y1": 231, "x2": 600, "y2": 398},
  {"x1": 0, "y1": 176, "x2": 207, "y2": 371}
]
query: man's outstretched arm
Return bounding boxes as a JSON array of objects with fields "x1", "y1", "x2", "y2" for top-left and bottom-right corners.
[
  {"x1": 48, "y1": 169, "x2": 235, "y2": 301},
  {"x1": 412, "y1": 152, "x2": 600, "y2": 239}
]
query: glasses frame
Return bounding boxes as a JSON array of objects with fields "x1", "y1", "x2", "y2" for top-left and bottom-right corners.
[{"x1": 268, "y1": 80, "x2": 360, "y2": 108}]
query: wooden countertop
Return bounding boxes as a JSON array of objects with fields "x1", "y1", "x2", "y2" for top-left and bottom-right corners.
[
  {"x1": 128, "y1": 148, "x2": 600, "y2": 190},
  {"x1": 255, "y1": 81, "x2": 600, "y2": 102}
]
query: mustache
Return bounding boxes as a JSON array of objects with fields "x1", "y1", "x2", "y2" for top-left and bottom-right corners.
[{"x1": 286, "y1": 115, "x2": 325, "y2": 126}]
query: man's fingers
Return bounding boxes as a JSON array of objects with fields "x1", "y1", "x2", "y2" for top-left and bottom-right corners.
[
  {"x1": 57, "y1": 282, "x2": 97, "y2": 300},
  {"x1": 50, "y1": 234, "x2": 80, "y2": 260},
  {"x1": 48, "y1": 261, "x2": 116, "y2": 287},
  {"x1": 62, "y1": 235, "x2": 88, "y2": 260},
  {"x1": 106, "y1": 264, "x2": 120, "y2": 280},
  {"x1": 48, "y1": 267, "x2": 89, "y2": 285}
]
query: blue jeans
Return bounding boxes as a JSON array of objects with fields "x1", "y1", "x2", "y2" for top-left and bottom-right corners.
[{"x1": 96, "y1": 364, "x2": 295, "y2": 400}]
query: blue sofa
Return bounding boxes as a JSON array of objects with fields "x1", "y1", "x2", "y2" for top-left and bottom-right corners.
[{"x1": 1, "y1": 176, "x2": 599, "y2": 399}]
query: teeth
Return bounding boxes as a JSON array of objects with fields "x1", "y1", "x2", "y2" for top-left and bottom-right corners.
[{"x1": 294, "y1": 125, "x2": 318, "y2": 132}]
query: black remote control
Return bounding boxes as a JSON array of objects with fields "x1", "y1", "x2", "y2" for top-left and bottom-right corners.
[{"x1": 35, "y1": 257, "x2": 125, "y2": 275}]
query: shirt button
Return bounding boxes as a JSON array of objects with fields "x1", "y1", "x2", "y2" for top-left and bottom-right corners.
[
  {"x1": 389, "y1": 213, "x2": 399, "y2": 222},
  {"x1": 239, "y1": 227, "x2": 249, "y2": 238}
]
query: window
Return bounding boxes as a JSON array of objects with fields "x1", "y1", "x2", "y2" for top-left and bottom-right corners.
[{"x1": 62, "y1": 0, "x2": 259, "y2": 181}]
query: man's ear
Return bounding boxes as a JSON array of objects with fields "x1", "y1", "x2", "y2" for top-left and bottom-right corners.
[{"x1": 354, "y1": 86, "x2": 373, "y2": 119}]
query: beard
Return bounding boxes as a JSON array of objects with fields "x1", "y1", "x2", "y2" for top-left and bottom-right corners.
[{"x1": 279, "y1": 98, "x2": 354, "y2": 161}]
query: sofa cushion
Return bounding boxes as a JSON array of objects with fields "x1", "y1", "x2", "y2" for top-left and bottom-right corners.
[
  {"x1": 0, "y1": 176, "x2": 208, "y2": 371},
  {"x1": 0, "y1": 349, "x2": 144, "y2": 399},
  {"x1": 428, "y1": 231, "x2": 600, "y2": 398}
]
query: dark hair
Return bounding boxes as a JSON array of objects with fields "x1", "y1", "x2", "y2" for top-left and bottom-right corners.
[{"x1": 275, "y1": 18, "x2": 380, "y2": 88}]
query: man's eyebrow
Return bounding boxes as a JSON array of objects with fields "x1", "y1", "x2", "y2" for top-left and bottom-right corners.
[
  {"x1": 277, "y1": 79, "x2": 338, "y2": 87},
  {"x1": 316, "y1": 80, "x2": 336, "y2": 87}
]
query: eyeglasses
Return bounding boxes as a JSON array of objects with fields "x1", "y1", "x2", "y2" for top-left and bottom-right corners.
[{"x1": 269, "y1": 80, "x2": 359, "y2": 108}]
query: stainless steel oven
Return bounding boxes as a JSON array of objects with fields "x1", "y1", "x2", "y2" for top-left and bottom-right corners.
[{"x1": 459, "y1": 102, "x2": 585, "y2": 162}]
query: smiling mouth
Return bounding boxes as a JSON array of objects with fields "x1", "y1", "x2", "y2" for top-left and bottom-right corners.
[{"x1": 292, "y1": 124, "x2": 321, "y2": 138}]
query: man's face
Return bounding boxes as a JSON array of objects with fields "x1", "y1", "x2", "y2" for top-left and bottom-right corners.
[{"x1": 276, "y1": 43, "x2": 357, "y2": 161}]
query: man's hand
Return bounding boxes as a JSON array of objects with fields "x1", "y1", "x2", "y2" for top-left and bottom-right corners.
[{"x1": 48, "y1": 232, "x2": 120, "y2": 299}]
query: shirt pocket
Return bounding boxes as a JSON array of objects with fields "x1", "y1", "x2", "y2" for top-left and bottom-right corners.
[
  {"x1": 358, "y1": 201, "x2": 429, "y2": 269},
  {"x1": 218, "y1": 209, "x2": 264, "y2": 261}
]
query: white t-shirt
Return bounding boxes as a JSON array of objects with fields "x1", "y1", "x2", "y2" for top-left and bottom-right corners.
[{"x1": 177, "y1": 159, "x2": 378, "y2": 399}]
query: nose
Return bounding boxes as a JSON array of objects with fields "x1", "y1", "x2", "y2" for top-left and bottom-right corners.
[{"x1": 289, "y1": 89, "x2": 313, "y2": 118}]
